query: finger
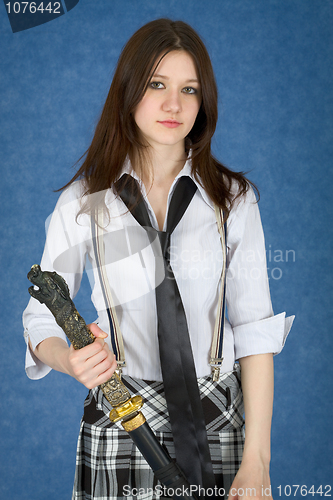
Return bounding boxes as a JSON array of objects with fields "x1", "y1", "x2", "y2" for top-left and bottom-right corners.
[
  {"x1": 84, "y1": 348, "x2": 108, "y2": 369},
  {"x1": 92, "y1": 356, "x2": 118, "y2": 387},
  {"x1": 72, "y1": 352, "x2": 116, "y2": 386},
  {"x1": 82, "y1": 355, "x2": 117, "y2": 389},
  {"x1": 88, "y1": 323, "x2": 108, "y2": 339},
  {"x1": 69, "y1": 342, "x2": 105, "y2": 369},
  {"x1": 94, "y1": 338, "x2": 113, "y2": 354},
  {"x1": 82, "y1": 339, "x2": 105, "y2": 356},
  {"x1": 85, "y1": 348, "x2": 114, "y2": 371},
  {"x1": 92, "y1": 354, "x2": 116, "y2": 376},
  {"x1": 91, "y1": 347, "x2": 114, "y2": 370}
]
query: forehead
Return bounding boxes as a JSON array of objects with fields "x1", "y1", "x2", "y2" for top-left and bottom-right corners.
[{"x1": 152, "y1": 51, "x2": 199, "y2": 80}]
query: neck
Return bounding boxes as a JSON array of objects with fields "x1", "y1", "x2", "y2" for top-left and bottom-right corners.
[{"x1": 136, "y1": 144, "x2": 188, "y2": 189}]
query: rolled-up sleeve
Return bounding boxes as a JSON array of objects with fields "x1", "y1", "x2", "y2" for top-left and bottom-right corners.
[
  {"x1": 226, "y1": 187, "x2": 294, "y2": 359},
  {"x1": 23, "y1": 183, "x2": 90, "y2": 380}
]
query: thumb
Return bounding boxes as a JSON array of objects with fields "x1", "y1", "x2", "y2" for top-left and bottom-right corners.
[{"x1": 87, "y1": 323, "x2": 108, "y2": 339}]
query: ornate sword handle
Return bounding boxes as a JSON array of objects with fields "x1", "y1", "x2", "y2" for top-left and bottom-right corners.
[{"x1": 27, "y1": 265, "x2": 143, "y2": 422}]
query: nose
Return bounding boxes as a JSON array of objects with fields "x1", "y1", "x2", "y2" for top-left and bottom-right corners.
[{"x1": 162, "y1": 89, "x2": 182, "y2": 113}]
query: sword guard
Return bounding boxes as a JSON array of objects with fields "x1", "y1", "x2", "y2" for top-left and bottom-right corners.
[{"x1": 109, "y1": 395, "x2": 144, "y2": 423}]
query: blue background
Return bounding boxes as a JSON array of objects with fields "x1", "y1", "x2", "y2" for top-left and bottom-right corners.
[{"x1": 0, "y1": 0, "x2": 332, "y2": 498}]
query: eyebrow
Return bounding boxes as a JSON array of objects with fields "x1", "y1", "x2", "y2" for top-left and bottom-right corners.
[{"x1": 152, "y1": 73, "x2": 200, "y2": 84}]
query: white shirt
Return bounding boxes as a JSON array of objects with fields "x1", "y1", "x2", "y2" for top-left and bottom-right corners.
[{"x1": 23, "y1": 158, "x2": 294, "y2": 381}]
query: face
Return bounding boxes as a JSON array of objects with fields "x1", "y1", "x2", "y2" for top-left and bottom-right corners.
[{"x1": 133, "y1": 51, "x2": 201, "y2": 152}]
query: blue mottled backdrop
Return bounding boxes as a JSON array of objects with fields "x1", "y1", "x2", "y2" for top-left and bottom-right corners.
[{"x1": 0, "y1": 0, "x2": 332, "y2": 498}]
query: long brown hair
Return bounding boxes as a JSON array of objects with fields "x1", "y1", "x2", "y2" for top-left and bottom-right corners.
[{"x1": 62, "y1": 19, "x2": 257, "y2": 219}]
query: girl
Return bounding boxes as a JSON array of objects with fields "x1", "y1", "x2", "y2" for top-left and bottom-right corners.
[{"x1": 23, "y1": 19, "x2": 293, "y2": 500}]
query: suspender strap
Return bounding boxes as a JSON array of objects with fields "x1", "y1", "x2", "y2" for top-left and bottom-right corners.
[
  {"x1": 90, "y1": 202, "x2": 227, "y2": 380},
  {"x1": 209, "y1": 206, "x2": 227, "y2": 381},
  {"x1": 91, "y1": 208, "x2": 126, "y2": 373}
]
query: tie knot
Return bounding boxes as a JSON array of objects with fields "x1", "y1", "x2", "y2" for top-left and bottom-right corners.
[{"x1": 158, "y1": 231, "x2": 171, "y2": 260}]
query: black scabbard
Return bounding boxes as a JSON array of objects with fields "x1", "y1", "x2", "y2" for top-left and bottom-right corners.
[{"x1": 126, "y1": 419, "x2": 198, "y2": 499}]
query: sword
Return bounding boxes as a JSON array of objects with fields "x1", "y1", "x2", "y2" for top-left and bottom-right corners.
[{"x1": 27, "y1": 264, "x2": 199, "y2": 500}]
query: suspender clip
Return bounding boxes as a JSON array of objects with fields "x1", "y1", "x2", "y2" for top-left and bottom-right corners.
[
  {"x1": 210, "y1": 357, "x2": 223, "y2": 382},
  {"x1": 212, "y1": 366, "x2": 220, "y2": 382},
  {"x1": 116, "y1": 361, "x2": 126, "y2": 378}
]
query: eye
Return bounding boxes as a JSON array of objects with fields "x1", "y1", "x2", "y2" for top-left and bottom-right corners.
[
  {"x1": 182, "y1": 86, "x2": 197, "y2": 94},
  {"x1": 149, "y1": 81, "x2": 164, "y2": 89}
]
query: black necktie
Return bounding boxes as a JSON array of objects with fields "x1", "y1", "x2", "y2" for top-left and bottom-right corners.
[{"x1": 115, "y1": 174, "x2": 215, "y2": 492}]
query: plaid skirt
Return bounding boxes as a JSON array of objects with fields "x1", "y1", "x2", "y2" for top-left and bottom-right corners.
[{"x1": 72, "y1": 366, "x2": 244, "y2": 500}]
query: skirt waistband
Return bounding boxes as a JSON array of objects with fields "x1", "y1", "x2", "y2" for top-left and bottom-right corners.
[{"x1": 83, "y1": 365, "x2": 244, "y2": 433}]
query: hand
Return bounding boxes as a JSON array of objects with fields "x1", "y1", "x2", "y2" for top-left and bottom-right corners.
[
  {"x1": 67, "y1": 323, "x2": 117, "y2": 389},
  {"x1": 228, "y1": 456, "x2": 273, "y2": 500}
]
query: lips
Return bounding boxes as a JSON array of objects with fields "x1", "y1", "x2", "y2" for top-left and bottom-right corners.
[{"x1": 158, "y1": 120, "x2": 182, "y2": 128}]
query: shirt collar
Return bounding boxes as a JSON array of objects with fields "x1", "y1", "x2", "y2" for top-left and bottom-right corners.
[
  {"x1": 117, "y1": 157, "x2": 147, "y2": 195},
  {"x1": 117, "y1": 155, "x2": 215, "y2": 211},
  {"x1": 172, "y1": 158, "x2": 215, "y2": 211}
]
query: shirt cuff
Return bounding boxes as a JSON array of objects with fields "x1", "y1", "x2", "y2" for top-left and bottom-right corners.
[
  {"x1": 23, "y1": 322, "x2": 67, "y2": 380},
  {"x1": 25, "y1": 342, "x2": 52, "y2": 380},
  {"x1": 233, "y1": 312, "x2": 294, "y2": 360}
]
